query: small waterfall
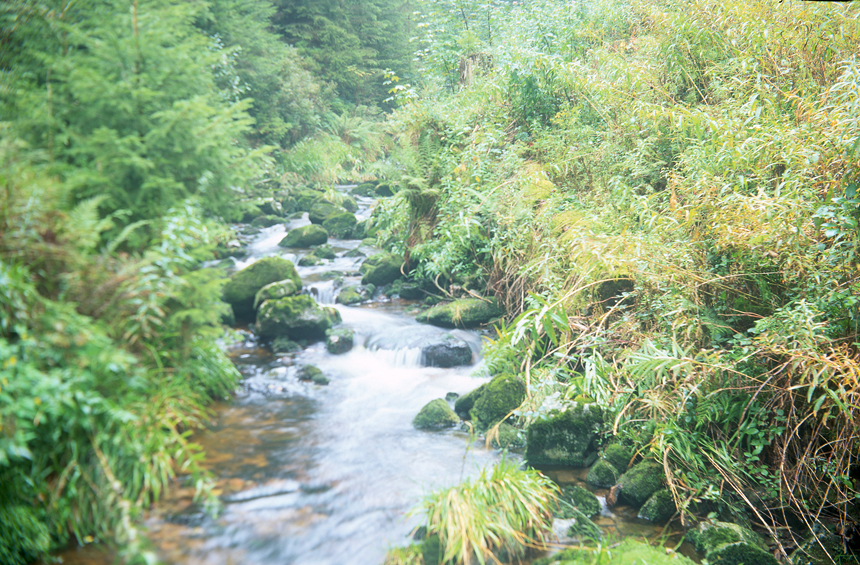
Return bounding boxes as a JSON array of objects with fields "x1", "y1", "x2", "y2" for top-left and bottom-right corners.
[{"x1": 308, "y1": 280, "x2": 338, "y2": 305}]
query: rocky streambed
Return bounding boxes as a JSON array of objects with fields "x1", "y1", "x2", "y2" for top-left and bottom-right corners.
[{"x1": 134, "y1": 184, "x2": 714, "y2": 565}]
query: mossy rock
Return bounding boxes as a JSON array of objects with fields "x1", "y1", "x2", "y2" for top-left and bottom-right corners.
[
  {"x1": 279, "y1": 224, "x2": 329, "y2": 248},
  {"x1": 298, "y1": 253, "x2": 323, "y2": 266},
  {"x1": 565, "y1": 506, "x2": 603, "y2": 541},
  {"x1": 603, "y1": 443, "x2": 633, "y2": 473},
  {"x1": 688, "y1": 521, "x2": 768, "y2": 555},
  {"x1": 375, "y1": 181, "x2": 395, "y2": 196},
  {"x1": 416, "y1": 298, "x2": 504, "y2": 329},
  {"x1": 421, "y1": 533, "x2": 442, "y2": 565},
  {"x1": 293, "y1": 189, "x2": 325, "y2": 212},
  {"x1": 617, "y1": 461, "x2": 663, "y2": 507},
  {"x1": 313, "y1": 245, "x2": 336, "y2": 260},
  {"x1": 222, "y1": 257, "x2": 302, "y2": 322},
  {"x1": 271, "y1": 336, "x2": 301, "y2": 354},
  {"x1": 454, "y1": 383, "x2": 487, "y2": 420},
  {"x1": 250, "y1": 214, "x2": 283, "y2": 227},
  {"x1": 353, "y1": 182, "x2": 377, "y2": 197},
  {"x1": 706, "y1": 542, "x2": 779, "y2": 565},
  {"x1": 360, "y1": 253, "x2": 403, "y2": 286},
  {"x1": 336, "y1": 286, "x2": 364, "y2": 305},
  {"x1": 586, "y1": 459, "x2": 619, "y2": 488},
  {"x1": 534, "y1": 539, "x2": 697, "y2": 565},
  {"x1": 413, "y1": 399, "x2": 460, "y2": 431},
  {"x1": 790, "y1": 534, "x2": 853, "y2": 565},
  {"x1": 525, "y1": 404, "x2": 603, "y2": 468},
  {"x1": 297, "y1": 365, "x2": 329, "y2": 385},
  {"x1": 638, "y1": 489, "x2": 676, "y2": 522},
  {"x1": 399, "y1": 282, "x2": 424, "y2": 300},
  {"x1": 325, "y1": 328, "x2": 354, "y2": 355},
  {"x1": 322, "y1": 211, "x2": 357, "y2": 238},
  {"x1": 253, "y1": 279, "x2": 301, "y2": 311},
  {"x1": 491, "y1": 422, "x2": 525, "y2": 449},
  {"x1": 256, "y1": 295, "x2": 339, "y2": 341},
  {"x1": 471, "y1": 374, "x2": 526, "y2": 430},
  {"x1": 0, "y1": 505, "x2": 50, "y2": 565},
  {"x1": 340, "y1": 195, "x2": 358, "y2": 213},
  {"x1": 559, "y1": 485, "x2": 600, "y2": 518},
  {"x1": 308, "y1": 201, "x2": 344, "y2": 224}
]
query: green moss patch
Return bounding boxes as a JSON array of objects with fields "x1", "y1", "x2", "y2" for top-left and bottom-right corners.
[
  {"x1": 279, "y1": 224, "x2": 328, "y2": 247},
  {"x1": 416, "y1": 298, "x2": 504, "y2": 329},
  {"x1": 413, "y1": 399, "x2": 460, "y2": 430},
  {"x1": 472, "y1": 374, "x2": 526, "y2": 430},
  {"x1": 222, "y1": 257, "x2": 301, "y2": 322},
  {"x1": 525, "y1": 404, "x2": 603, "y2": 468}
]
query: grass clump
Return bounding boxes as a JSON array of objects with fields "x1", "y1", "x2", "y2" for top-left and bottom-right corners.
[{"x1": 414, "y1": 459, "x2": 558, "y2": 565}]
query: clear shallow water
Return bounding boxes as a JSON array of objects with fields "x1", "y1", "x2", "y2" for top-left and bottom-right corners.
[{"x1": 137, "y1": 189, "x2": 692, "y2": 565}]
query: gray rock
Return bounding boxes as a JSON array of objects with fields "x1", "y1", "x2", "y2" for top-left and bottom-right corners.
[{"x1": 421, "y1": 335, "x2": 473, "y2": 367}]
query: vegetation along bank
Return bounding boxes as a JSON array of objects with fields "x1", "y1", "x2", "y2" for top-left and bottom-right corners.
[{"x1": 2, "y1": 0, "x2": 860, "y2": 564}]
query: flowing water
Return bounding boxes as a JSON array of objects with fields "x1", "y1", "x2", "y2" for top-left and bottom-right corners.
[{"x1": 55, "y1": 188, "x2": 692, "y2": 565}]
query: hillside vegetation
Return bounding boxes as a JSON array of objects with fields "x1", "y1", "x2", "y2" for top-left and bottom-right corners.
[{"x1": 360, "y1": 0, "x2": 860, "y2": 560}]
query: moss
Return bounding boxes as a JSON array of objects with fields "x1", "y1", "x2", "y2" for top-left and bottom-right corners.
[
  {"x1": 492, "y1": 422, "x2": 526, "y2": 449},
  {"x1": 638, "y1": 489, "x2": 676, "y2": 522},
  {"x1": 413, "y1": 399, "x2": 460, "y2": 430},
  {"x1": 308, "y1": 201, "x2": 343, "y2": 224},
  {"x1": 256, "y1": 295, "x2": 338, "y2": 341},
  {"x1": 279, "y1": 224, "x2": 328, "y2": 247},
  {"x1": 313, "y1": 245, "x2": 336, "y2": 259},
  {"x1": 271, "y1": 336, "x2": 301, "y2": 354},
  {"x1": 298, "y1": 253, "x2": 323, "y2": 266},
  {"x1": 617, "y1": 461, "x2": 663, "y2": 507},
  {"x1": 336, "y1": 286, "x2": 364, "y2": 305},
  {"x1": 0, "y1": 505, "x2": 50, "y2": 565},
  {"x1": 586, "y1": 459, "x2": 619, "y2": 488},
  {"x1": 525, "y1": 405, "x2": 603, "y2": 468},
  {"x1": 325, "y1": 328, "x2": 354, "y2": 354},
  {"x1": 222, "y1": 257, "x2": 302, "y2": 322},
  {"x1": 471, "y1": 374, "x2": 526, "y2": 430},
  {"x1": 560, "y1": 485, "x2": 601, "y2": 518},
  {"x1": 421, "y1": 533, "x2": 442, "y2": 565},
  {"x1": 322, "y1": 211, "x2": 357, "y2": 238},
  {"x1": 706, "y1": 542, "x2": 779, "y2": 565},
  {"x1": 688, "y1": 521, "x2": 766, "y2": 555},
  {"x1": 361, "y1": 253, "x2": 403, "y2": 286},
  {"x1": 534, "y1": 539, "x2": 698, "y2": 565},
  {"x1": 565, "y1": 506, "x2": 603, "y2": 541},
  {"x1": 254, "y1": 279, "x2": 300, "y2": 310},
  {"x1": 454, "y1": 383, "x2": 487, "y2": 419},
  {"x1": 416, "y1": 298, "x2": 504, "y2": 329},
  {"x1": 297, "y1": 365, "x2": 329, "y2": 385},
  {"x1": 603, "y1": 443, "x2": 632, "y2": 473},
  {"x1": 353, "y1": 182, "x2": 377, "y2": 197},
  {"x1": 250, "y1": 214, "x2": 283, "y2": 227}
]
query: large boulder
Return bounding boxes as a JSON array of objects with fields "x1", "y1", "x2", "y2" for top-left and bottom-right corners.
[
  {"x1": 454, "y1": 383, "x2": 487, "y2": 420},
  {"x1": 279, "y1": 224, "x2": 328, "y2": 248},
  {"x1": 250, "y1": 214, "x2": 282, "y2": 227},
  {"x1": 308, "y1": 201, "x2": 344, "y2": 224},
  {"x1": 222, "y1": 257, "x2": 301, "y2": 322},
  {"x1": 253, "y1": 279, "x2": 300, "y2": 310},
  {"x1": 360, "y1": 253, "x2": 403, "y2": 286},
  {"x1": 638, "y1": 489, "x2": 676, "y2": 522},
  {"x1": 525, "y1": 404, "x2": 603, "y2": 468},
  {"x1": 336, "y1": 286, "x2": 367, "y2": 305},
  {"x1": 586, "y1": 459, "x2": 619, "y2": 488},
  {"x1": 688, "y1": 521, "x2": 778, "y2": 565},
  {"x1": 603, "y1": 443, "x2": 633, "y2": 473},
  {"x1": 322, "y1": 211, "x2": 357, "y2": 238},
  {"x1": 616, "y1": 461, "x2": 663, "y2": 507},
  {"x1": 420, "y1": 335, "x2": 473, "y2": 368},
  {"x1": 557, "y1": 485, "x2": 600, "y2": 518},
  {"x1": 416, "y1": 298, "x2": 504, "y2": 329},
  {"x1": 256, "y1": 295, "x2": 341, "y2": 341},
  {"x1": 413, "y1": 399, "x2": 460, "y2": 431},
  {"x1": 471, "y1": 374, "x2": 527, "y2": 430}
]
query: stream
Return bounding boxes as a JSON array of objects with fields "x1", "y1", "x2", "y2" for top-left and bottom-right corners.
[{"x1": 58, "y1": 187, "x2": 690, "y2": 565}]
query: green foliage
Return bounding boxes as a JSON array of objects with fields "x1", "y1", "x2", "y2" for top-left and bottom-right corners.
[
  {"x1": 0, "y1": 505, "x2": 50, "y2": 565},
  {"x1": 415, "y1": 458, "x2": 558, "y2": 565}
]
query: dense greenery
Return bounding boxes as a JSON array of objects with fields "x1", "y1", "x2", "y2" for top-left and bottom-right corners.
[{"x1": 363, "y1": 0, "x2": 860, "y2": 560}]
